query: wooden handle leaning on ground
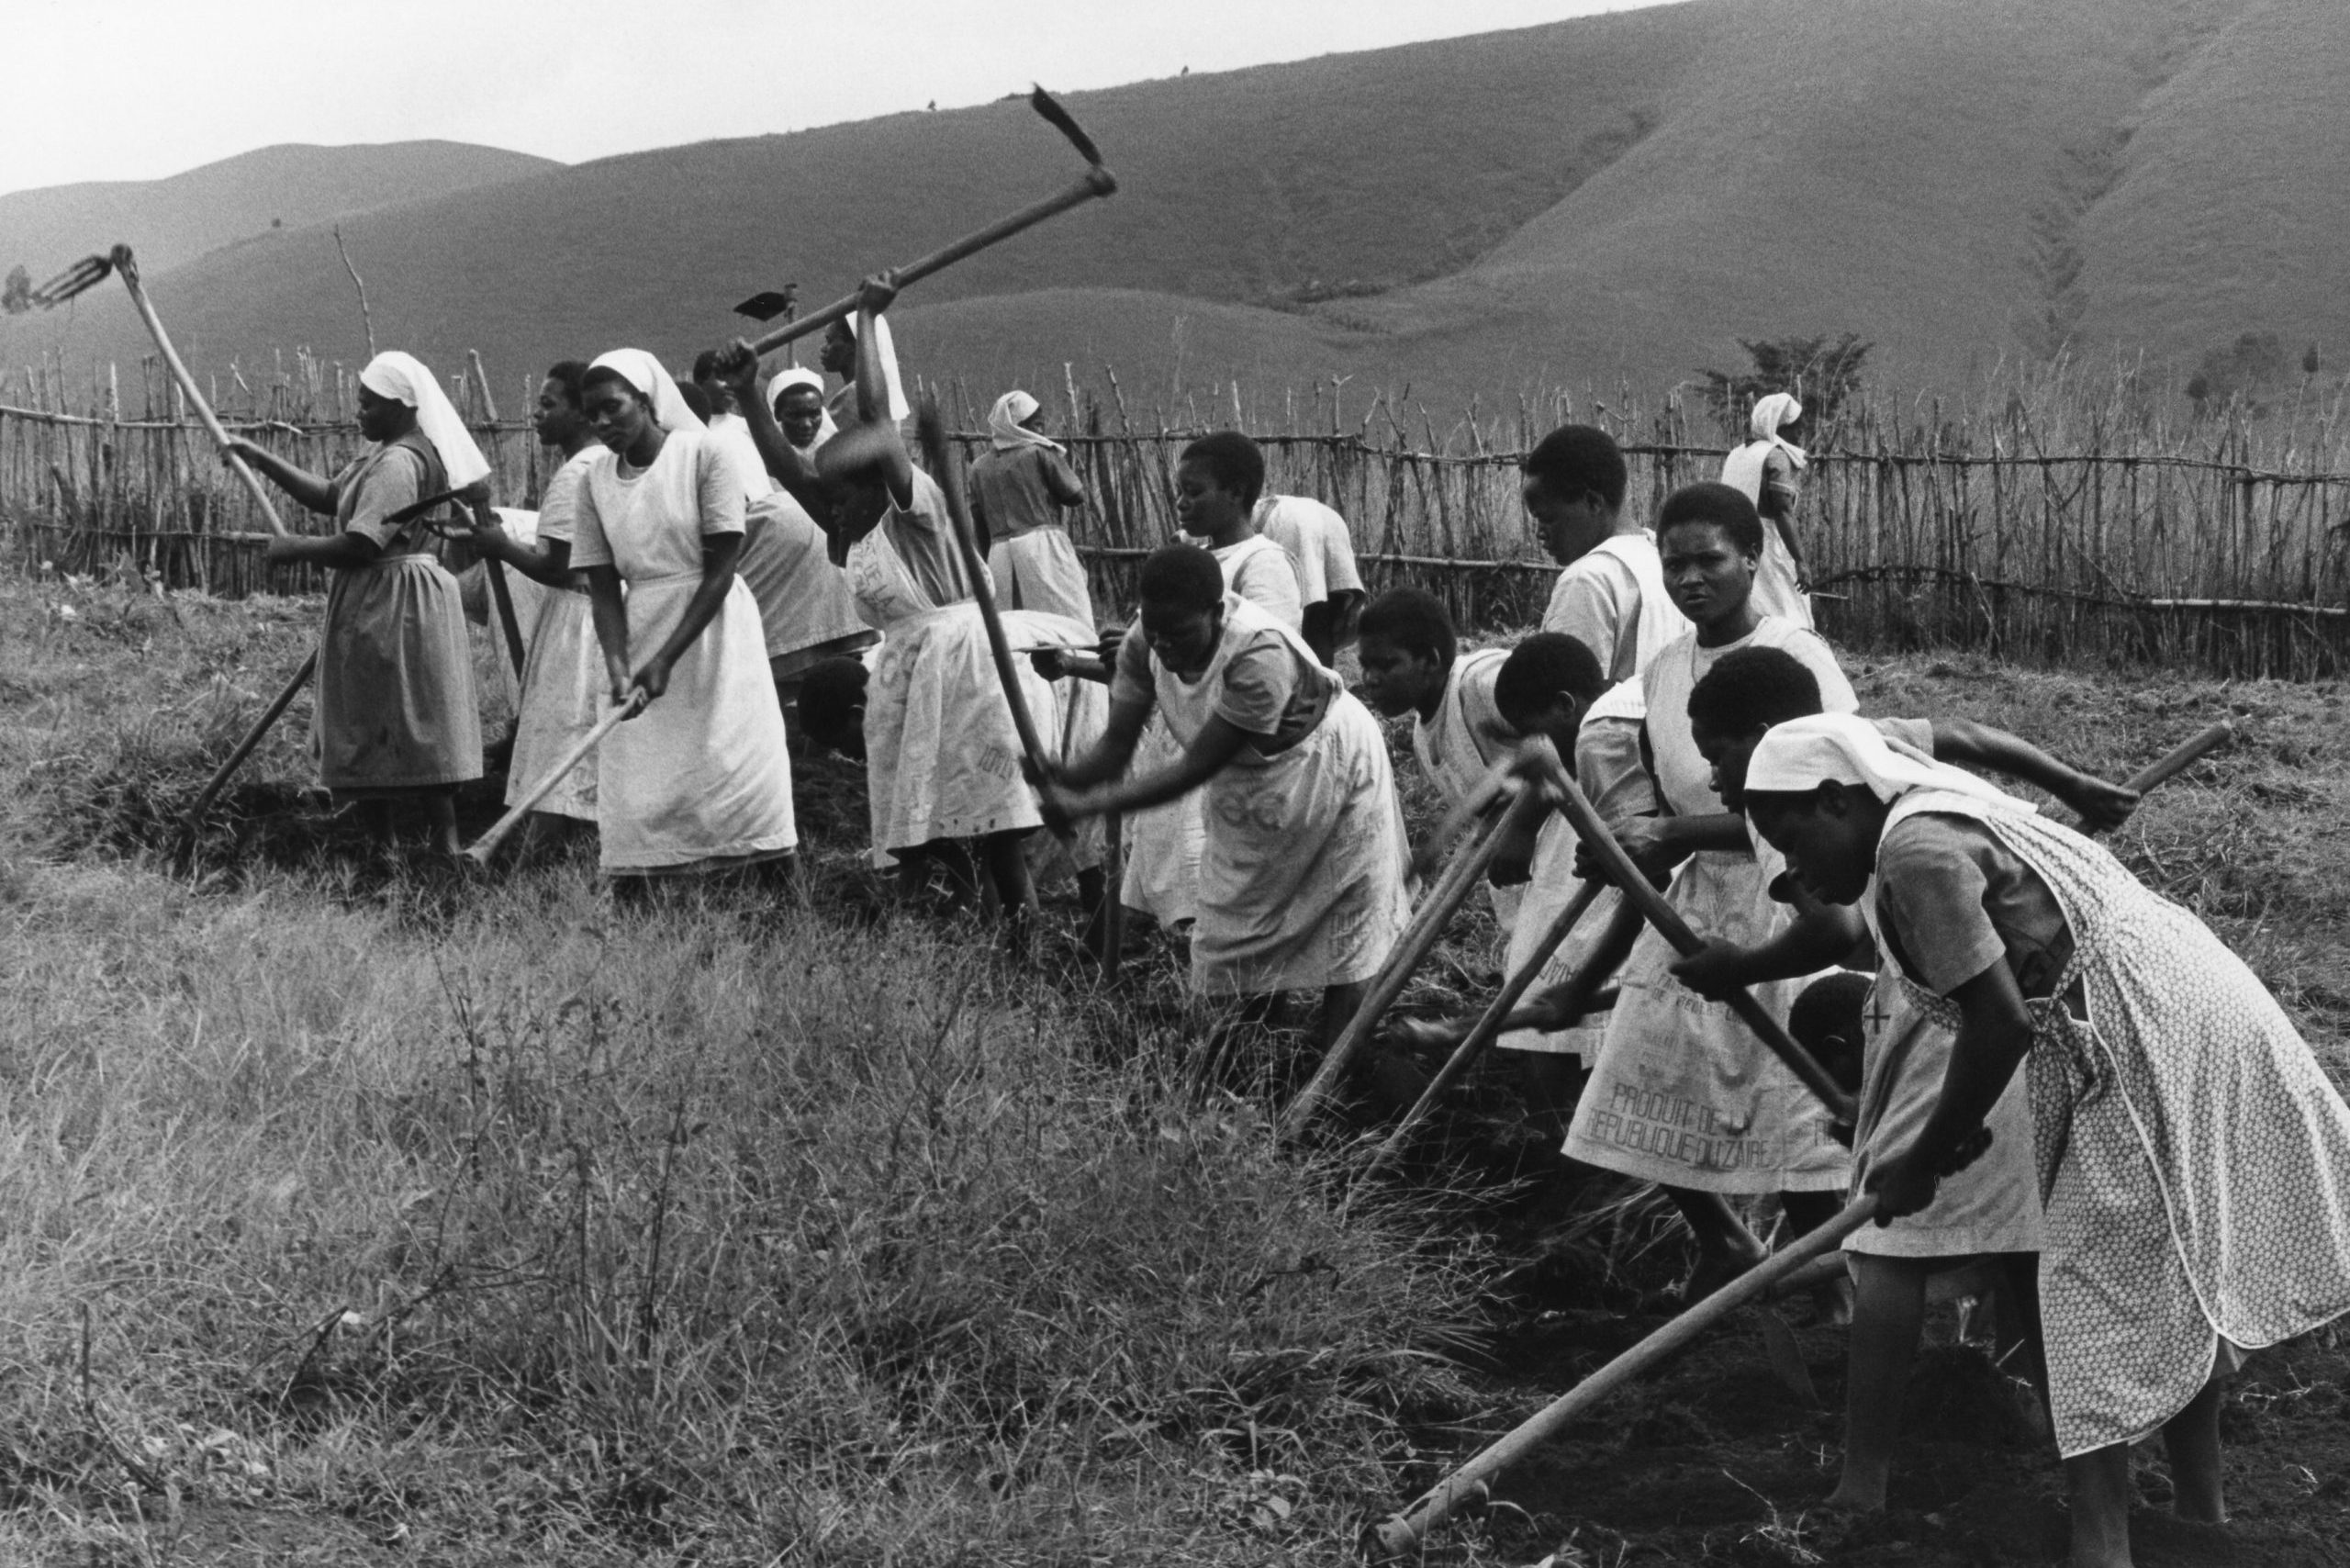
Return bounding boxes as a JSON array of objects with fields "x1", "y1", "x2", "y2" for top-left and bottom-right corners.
[
  {"x1": 1370, "y1": 1193, "x2": 1882, "y2": 1559},
  {"x1": 463, "y1": 694, "x2": 643, "y2": 865},
  {"x1": 1365, "y1": 880, "x2": 1629, "y2": 1172},
  {"x1": 175, "y1": 650, "x2": 318, "y2": 851},
  {"x1": 2118, "y1": 719, "x2": 2234, "y2": 799},
  {"x1": 1278, "y1": 785, "x2": 1550, "y2": 1144},
  {"x1": 916, "y1": 397, "x2": 1068, "y2": 831},
  {"x1": 1535, "y1": 747, "x2": 1859, "y2": 1126},
  {"x1": 109, "y1": 246, "x2": 289, "y2": 539}
]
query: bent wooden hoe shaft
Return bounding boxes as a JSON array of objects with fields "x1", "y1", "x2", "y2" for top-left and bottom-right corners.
[
  {"x1": 1540, "y1": 756, "x2": 1857, "y2": 1125},
  {"x1": 464, "y1": 695, "x2": 643, "y2": 865},
  {"x1": 749, "y1": 91, "x2": 1116, "y2": 357},
  {"x1": 1367, "y1": 879, "x2": 1624, "y2": 1172},
  {"x1": 1371, "y1": 1194, "x2": 1881, "y2": 1558},
  {"x1": 177, "y1": 651, "x2": 319, "y2": 851},
  {"x1": 1279, "y1": 785, "x2": 1548, "y2": 1143},
  {"x1": 112, "y1": 247, "x2": 290, "y2": 539}
]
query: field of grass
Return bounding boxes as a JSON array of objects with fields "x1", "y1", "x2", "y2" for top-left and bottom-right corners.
[{"x1": 4, "y1": 557, "x2": 2348, "y2": 1565}]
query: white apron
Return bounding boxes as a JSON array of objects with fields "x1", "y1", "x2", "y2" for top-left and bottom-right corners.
[{"x1": 598, "y1": 571, "x2": 798, "y2": 874}]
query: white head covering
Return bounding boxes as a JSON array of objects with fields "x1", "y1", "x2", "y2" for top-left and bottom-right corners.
[
  {"x1": 588, "y1": 348, "x2": 702, "y2": 433},
  {"x1": 1748, "y1": 392, "x2": 1807, "y2": 469},
  {"x1": 845, "y1": 313, "x2": 912, "y2": 423},
  {"x1": 987, "y1": 389, "x2": 1061, "y2": 453},
  {"x1": 358, "y1": 351, "x2": 490, "y2": 487},
  {"x1": 1748, "y1": 712, "x2": 2025, "y2": 811},
  {"x1": 767, "y1": 366, "x2": 839, "y2": 452}
]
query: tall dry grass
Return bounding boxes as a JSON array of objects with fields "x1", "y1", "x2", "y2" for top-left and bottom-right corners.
[
  {"x1": 0, "y1": 569, "x2": 1494, "y2": 1565},
  {"x1": 15, "y1": 350, "x2": 2350, "y2": 675}
]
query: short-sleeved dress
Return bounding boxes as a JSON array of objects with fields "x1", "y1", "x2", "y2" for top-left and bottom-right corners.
[
  {"x1": 1410, "y1": 647, "x2": 1522, "y2": 926},
  {"x1": 1563, "y1": 617, "x2": 1856, "y2": 1193},
  {"x1": 1253, "y1": 495, "x2": 1364, "y2": 614},
  {"x1": 503, "y1": 450, "x2": 604, "y2": 821},
  {"x1": 737, "y1": 487, "x2": 878, "y2": 679},
  {"x1": 1499, "y1": 678, "x2": 1662, "y2": 1060},
  {"x1": 1122, "y1": 533, "x2": 1307, "y2": 925},
  {"x1": 1501, "y1": 532, "x2": 1685, "y2": 1057},
  {"x1": 1718, "y1": 442, "x2": 1809, "y2": 629},
  {"x1": 1112, "y1": 594, "x2": 1408, "y2": 995},
  {"x1": 1867, "y1": 790, "x2": 2350, "y2": 1455},
  {"x1": 974, "y1": 442, "x2": 1095, "y2": 627},
  {"x1": 568, "y1": 428, "x2": 796, "y2": 875},
  {"x1": 1541, "y1": 531, "x2": 1688, "y2": 684},
  {"x1": 313, "y1": 430, "x2": 483, "y2": 797},
  {"x1": 1835, "y1": 722, "x2": 2045, "y2": 1261}
]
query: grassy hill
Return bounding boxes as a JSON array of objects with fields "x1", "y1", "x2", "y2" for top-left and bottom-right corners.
[
  {"x1": 0, "y1": 141, "x2": 558, "y2": 285},
  {"x1": 6, "y1": 0, "x2": 2346, "y2": 413}
]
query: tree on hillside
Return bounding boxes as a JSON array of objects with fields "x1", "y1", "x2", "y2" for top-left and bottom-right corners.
[
  {"x1": 2186, "y1": 331, "x2": 2291, "y2": 414},
  {"x1": 2, "y1": 264, "x2": 30, "y2": 316},
  {"x1": 1699, "y1": 333, "x2": 1872, "y2": 429}
]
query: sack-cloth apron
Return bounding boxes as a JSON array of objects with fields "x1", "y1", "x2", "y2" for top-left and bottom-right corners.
[
  {"x1": 1154, "y1": 599, "x2": 1408, "y2": 995},
  {"x1": 1563, "y1": 633, "x2": 1850, "y2": 1193}
]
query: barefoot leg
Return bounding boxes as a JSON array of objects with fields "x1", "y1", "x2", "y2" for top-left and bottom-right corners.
[
  {"x1": 2062, "y1": 1442, "x2": 2136, "y2": 1568},
  {"x1": 2162, "y1": 1366, "x2": 2228, "y2": 1524},
  {"x1": 1828, "y1": 1254, "x2": 1930, "y2": 1512}
]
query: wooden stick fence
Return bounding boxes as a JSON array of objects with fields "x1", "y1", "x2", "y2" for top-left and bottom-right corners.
[{"x1": 8, "y1": 355, "x2": 2350, "y2": 678}]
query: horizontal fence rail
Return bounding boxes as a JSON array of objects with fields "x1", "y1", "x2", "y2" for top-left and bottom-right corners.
[{"x1": 8, "y1": 376, "x2": 2350, "y2": 678}]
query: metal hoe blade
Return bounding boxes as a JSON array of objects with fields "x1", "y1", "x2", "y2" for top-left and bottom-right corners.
[{"x1": 28, "y1": 253, "x2": 113, "y2": 309}]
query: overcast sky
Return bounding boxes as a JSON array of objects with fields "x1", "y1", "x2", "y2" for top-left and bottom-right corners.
[{"x1": 4, "y1": 0, "x2": 1665, "y2": 196}]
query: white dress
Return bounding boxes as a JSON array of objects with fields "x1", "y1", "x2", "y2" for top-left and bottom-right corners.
[
  {"x1": 569, "y1": 430, "x2": 797, "y2": 875},
  {"x1": 502, "y1": 450, "x2": 605, "y2": 822},
  {"x1": 1121, "y1": 533, "x2": 1306, "y2": 924},
  {"x1": 1135, "y1": 596, "x2": 1407, "y2": 995},
  {"x1": 846, "y1": 487, "x2": 1103, "y2": 867}
]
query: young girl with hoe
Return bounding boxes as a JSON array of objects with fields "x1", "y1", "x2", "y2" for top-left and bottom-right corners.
[
  {"x1": 1117, "y1": 431, "x2": 1307, "y2": 935},
  {"x1": 230, "y1": 351, "x2": 487, "y2": 858},
  {"x1": 1666, "y1": 644, "x2": 2138, "y2": 1518},
  {"x1": 1041, "y1": 543, "x2": 1408, "y2": 1066},
  {"x1": 464, "y1": 360, "x2": 606, "y2": 835},
  {"x1": 1743, "y1": 711, "x2": 2350, "y2": 1568},
  {"x1": 1563, "y1": 482, "x2": 1856, "y2": 1295},
  {"x1": 569, "y1": 349, "x2": 797, "y2": 889},
  {"x1": 813, "y1": 285, "x2": 1105, "y2": 933}
]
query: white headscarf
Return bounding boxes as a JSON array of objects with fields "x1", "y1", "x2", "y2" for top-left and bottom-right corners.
[
  {"x1": 1748, "y1": 392, "x2": 1807, "y2": 469},
  {"x1": 987, "y1": 389, "x2": 1061, "y2": 453},
  {"x1": 767, "y1": 366, "x2": 839, "y2": 452},
  {"x1": 845, "y1": 313, "x2": 911, "y2": 423},
  {"x1": 588, "y1": 348, "x2": 702, "y2": 433},
  {"x1": 1748, "y1": 711, "x2": 2025, "y2": 811},
  {"x1": 358, "y1": 351, "x2": 489, "y2": 487}
]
